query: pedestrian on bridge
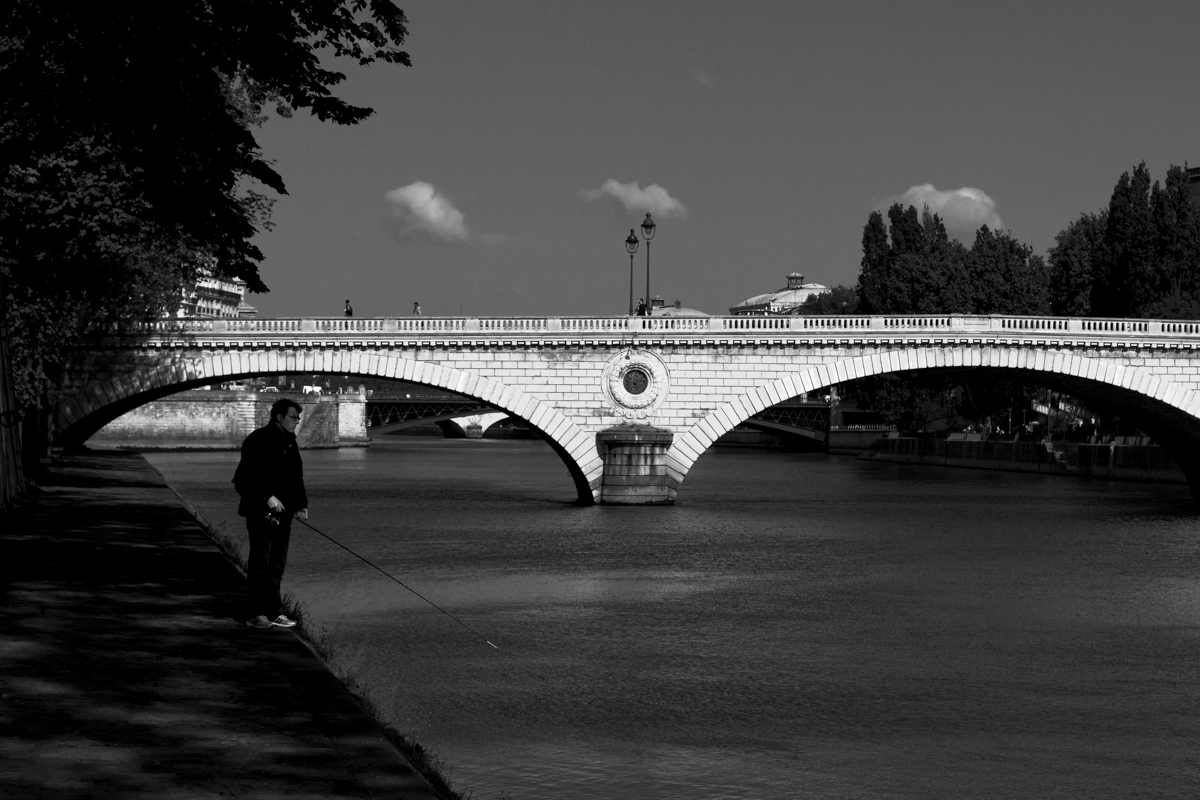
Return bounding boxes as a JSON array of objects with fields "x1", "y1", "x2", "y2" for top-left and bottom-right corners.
[
  {"x1": 344, "y1": 299, "x2": 353, "y2": 317},
  {"x1": 233, "y1": 399, "x2": 309, "y2": 629},
  {"x1": 413, "y1": 301, "x2": 421, "y2": 316}
]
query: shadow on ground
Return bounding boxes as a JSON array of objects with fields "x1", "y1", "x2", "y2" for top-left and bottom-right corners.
[{"x1": 0, "y1": 451, "x2": 441, "y2": 799}]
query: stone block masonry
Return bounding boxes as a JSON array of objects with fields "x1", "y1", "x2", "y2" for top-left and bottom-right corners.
[
  {"x1": 89, "y1": 390, "x2": 369, "y2": 450},
  {"x1": 88, "y1": 389, "x2": 243, "y2": 448},
  {"x1": 596, "y1": 424, "x2": 675, "y2": 505}
]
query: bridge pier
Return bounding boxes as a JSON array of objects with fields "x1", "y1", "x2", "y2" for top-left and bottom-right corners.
[{"x1": 596, "y1": 424, "x2": 675, "y2": 505}]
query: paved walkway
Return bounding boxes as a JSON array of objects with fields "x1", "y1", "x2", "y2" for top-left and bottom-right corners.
[{"x1": 0, "y1": 451, "x2": 446, "y2": 799}]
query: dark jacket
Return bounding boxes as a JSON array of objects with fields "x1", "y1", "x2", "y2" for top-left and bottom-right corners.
[{"x1": 233, "y1": 422, "x2": 308, "y2": 517}]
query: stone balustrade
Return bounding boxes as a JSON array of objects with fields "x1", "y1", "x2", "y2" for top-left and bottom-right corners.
[{"x1": 121, "y1": 314, "x2": 1200, "y2": 341}]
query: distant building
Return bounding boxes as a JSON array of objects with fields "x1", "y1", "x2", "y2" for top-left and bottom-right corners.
[
  {"x1": 1187, "y1": 166, "x2": 1200, "y2": 204},
  {"x1": 177, "y1": 267, "x2": 257, "y2": 318},
  {"x1": 729, "y1": 272, "x2": 829, "y2": 316},
  {"x1": 648, "y1": 296, "x2": 709, "y2": 318}
]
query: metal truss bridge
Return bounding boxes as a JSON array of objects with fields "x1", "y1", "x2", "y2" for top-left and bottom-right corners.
[{"x1": 365, "y1": 394, "x2": 495, "y2": 435}]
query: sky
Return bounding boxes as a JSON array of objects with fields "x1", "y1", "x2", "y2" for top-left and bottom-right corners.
[{"x1": 246, "y1": 0, "x2": 1200, "y2": 319}]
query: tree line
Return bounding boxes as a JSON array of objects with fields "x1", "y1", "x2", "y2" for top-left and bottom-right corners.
[
  {"x1": 1049, "y1": 164, "x2": 1200, "y2": 319},
  {"x1": 799, "y1": 162, "x2": 1200, "y2": 430}
]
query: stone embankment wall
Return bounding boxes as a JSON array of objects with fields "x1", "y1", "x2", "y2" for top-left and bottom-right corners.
[
  {"x1": 860, "y1": 436, "x2": 1185, "y2": 484},
  {"x1": 88, "y1": 390, "x2": 369, "y2": 450},
  {"x1": 1070, "y1": 442, "x2": 1184, "y2": 482},
  {"x1": 711, "y1": 426, "x2": 893, "y2": 454}
]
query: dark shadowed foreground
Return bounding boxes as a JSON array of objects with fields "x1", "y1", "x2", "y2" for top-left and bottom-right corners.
[{"x1": 0, "y1": 451, "x2": 441, "y2": 799}]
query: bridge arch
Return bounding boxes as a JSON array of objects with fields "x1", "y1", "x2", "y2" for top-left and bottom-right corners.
[
  {"x1": 56, "y1": 353, "x2": 603, "y2": 503},
  {"x1": 668, "y1": 346, "x2": 1200, "y2": 498}
]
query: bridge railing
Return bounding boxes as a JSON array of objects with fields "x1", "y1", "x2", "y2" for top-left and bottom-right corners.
[
  {"x1": 559, "y1": 318, "x2": 628, "y2": 332},
  {"x1": 115, "y1": 314, "x2": 1200, "y2": 340},
  {"x1": 1159, "y1": 320, "x2": 1200, "y2": 335}
]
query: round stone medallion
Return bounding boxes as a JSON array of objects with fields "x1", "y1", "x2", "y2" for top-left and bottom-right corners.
[
  {"x1": 622, "y1": 368, "x2": 650, "y2": 395},
  {"x1": 602, "y1": 349, "x2": 670, "y2": 419}
]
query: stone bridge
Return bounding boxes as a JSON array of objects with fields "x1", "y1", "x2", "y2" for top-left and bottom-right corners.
[{"x1": 56, "y1": 314, "x2": 1200, "y2": 504}]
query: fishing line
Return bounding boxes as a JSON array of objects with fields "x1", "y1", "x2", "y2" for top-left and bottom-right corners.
[{"x1": 296, "y1": 517, "x2": 498, "y2": 650}]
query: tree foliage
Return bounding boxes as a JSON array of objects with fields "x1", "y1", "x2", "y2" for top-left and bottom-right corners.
[
  {"x1": 833, "y1": 204, "x2": 1051, "y2": 429},
  {"x1": 1082, "y1": 162, "x2": 1200, "y2": 319},
  {"x1": 814, "y1": 164, "x2": 1200, "y2": 431},
  {"x1": 857, "y1": 203, "x2": 1048, "y2": 316},
  {"x1": 0, "y1": 1, "x2": 410, "y2": 412},
  {"x1": 1143, "y1": 166, "x2": 1200, "y2": 318},
  {"x1": 965, "y1": 227, "x2": 1049, "y2": 315},
  {"x1": 860, "y1": 205, "x2": 965, "y2": 314},
  {"x1": 1, "y1": 138, "x2": 209, "y2": 406},
  {"x1": 795, "y1": 284, "x2": 860, "y2": 314},
  {"x1": 1091, "y1": 163, "x2": 1157, "y2": 317},
  {"x1": 1048, "y1": 211, "x2": 1106, "y2": 316}
]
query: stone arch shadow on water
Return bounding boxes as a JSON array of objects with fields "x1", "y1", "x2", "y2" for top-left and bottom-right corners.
[
  {"x1": 56, "y1": 354, "x2": 604, "y2": 504},
  {"x1": 667, "y1": 348, "x2": 1200, "y2": 503}
]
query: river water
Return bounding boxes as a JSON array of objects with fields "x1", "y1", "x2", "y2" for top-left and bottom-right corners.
[{"x1": 145, "y1": 439, "x2": 1200, "y2": 799}]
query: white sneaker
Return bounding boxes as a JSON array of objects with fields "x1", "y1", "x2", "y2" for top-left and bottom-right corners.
[{"x1": 271, "y1": 614, "x2": 297, "y2": 628}]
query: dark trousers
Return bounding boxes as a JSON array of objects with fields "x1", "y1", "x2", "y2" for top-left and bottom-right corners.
[{"x1": 246, "y1": 514, "x2": 292, "y2": 619}]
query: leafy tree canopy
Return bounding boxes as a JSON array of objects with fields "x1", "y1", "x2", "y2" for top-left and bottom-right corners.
[
  {"x1": 966, "y1": 226, "x2": 1049, "y2": 315},
  {"x1": 820, "y1": 204, "x2": 1050, "y2": 430},
  {"x1": 2, "y1": 0, "x2": 410, "y2": 292},
  {"x1": 856, "y1": 203, "x2": 1048, "y2": 317},
  {"x1": 1083, "y1": 162, "x2": 1200, "y2": 319},
  {"x1": 811, "y1": 164, "x2": 1200, "y2": 432},
  {"x1": 0, "y1": 1, "x2": 409, "y2": 409},
  {"x1": 795, "y1": 284, "x2": 860, "y2": 315},
  {"x1": 1047, "y1": 211, "x2": 1106, "y2": 316}
]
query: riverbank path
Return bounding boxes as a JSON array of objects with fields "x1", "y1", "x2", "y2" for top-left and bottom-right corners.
[{"x1": 0, "y1": 451, "x2": 445, "y2": 799}]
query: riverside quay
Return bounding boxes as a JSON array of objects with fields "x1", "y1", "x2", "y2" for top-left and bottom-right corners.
[{"x1": 56, "y1": 313, "x2": 1200, "y2": 504}]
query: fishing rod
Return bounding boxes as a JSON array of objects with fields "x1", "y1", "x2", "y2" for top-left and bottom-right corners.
[{"x1": 296, "y1": 517, "x2": 498, "y2": 650}]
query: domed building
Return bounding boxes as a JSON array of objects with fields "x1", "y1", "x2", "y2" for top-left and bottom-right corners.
[
  {"x1": 647, "y1": 295, "x2": 709, "y2": 318},
  {"x1": 729, "y1": 272, "x2": 829, "y2": 316}
]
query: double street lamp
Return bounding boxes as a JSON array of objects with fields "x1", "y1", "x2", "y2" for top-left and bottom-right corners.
[
  {"x1": 624, "y1": 229, "x2": 638, "y2": 316},
  {"x1": 620, "y1": 212, "x2": 657, "y2": 316}
]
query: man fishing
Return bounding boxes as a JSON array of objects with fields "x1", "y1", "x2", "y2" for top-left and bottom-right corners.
[{"x1": 233, "y1": 398, "x2": 309, "y2": 629}]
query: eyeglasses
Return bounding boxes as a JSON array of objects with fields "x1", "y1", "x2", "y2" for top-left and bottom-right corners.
[{"x1": 284, "y1": 414, "x2": 301, "y2": 421}]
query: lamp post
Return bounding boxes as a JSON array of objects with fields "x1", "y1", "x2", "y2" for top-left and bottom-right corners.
[
  {"x1": 640, "y1": 212, "x2": 656, "y2": 315},
  {"x1": 624, "y1": 229, "x2": 639, "y2": 316}
]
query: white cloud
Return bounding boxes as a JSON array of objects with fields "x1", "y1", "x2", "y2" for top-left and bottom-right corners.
[
  {"x1": 891, "y1": 184, "x2": 1004, "y2": 242},
  {"x1": 384, "y1": 181, "x2": 468, "y2": 243},
  {"x1": 583, "y1": 179, "x2": 688, "y2": 218}
]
